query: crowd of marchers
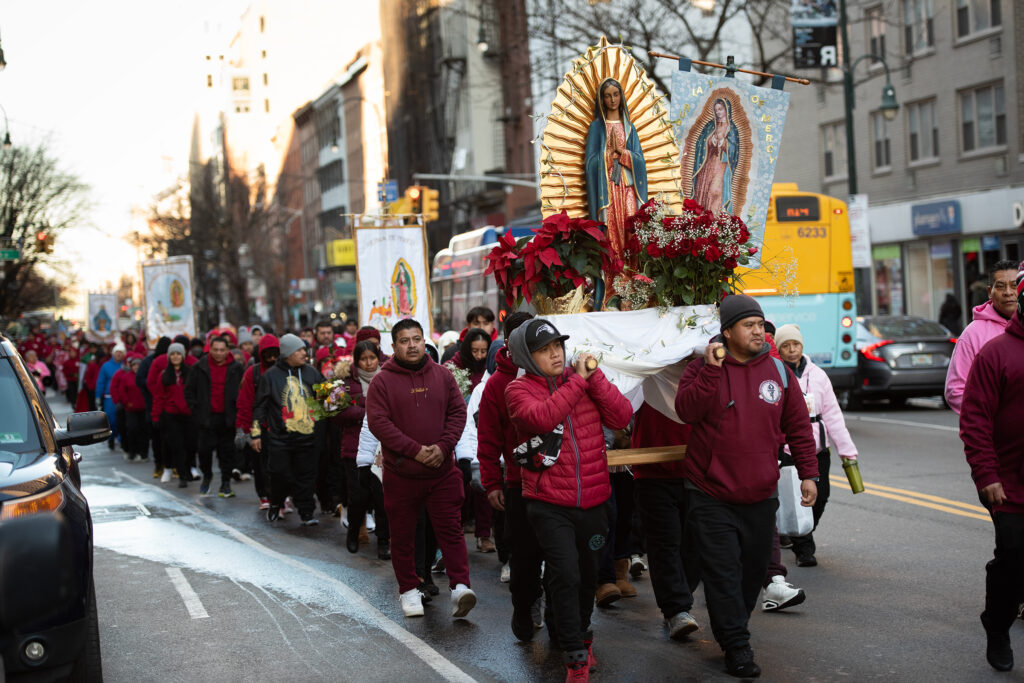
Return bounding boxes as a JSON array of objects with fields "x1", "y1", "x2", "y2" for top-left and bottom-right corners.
[{"x1": 9, "y1": 260, "x2": 1024, "y2": 680}]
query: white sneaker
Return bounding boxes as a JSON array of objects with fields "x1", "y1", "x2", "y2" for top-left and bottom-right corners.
[
  {"x1": 762, "y1": 575, "x2": 806, "y2": 612},
  {"x1": 341, "y1": 509, "x2": 349, "y2": 528},
  {"x1": 365, "y1": 512, "x2": 376, "y2": 532},
  {"x1": 500, "y1": 562, "x2": 511, "y2": 583},
  {"x1": 160, "y1": 469, "x2": 172, "y2": 483},
  {"x1": 239, "y1": 472, "x2": 252, "y2": 481},
  {"x1": 450, "y1": 584, "x2": 476, "y2": 618},
  {"x1": 400, "y1": 588, "x2": 424, "y2": 617},
  {"x1": 283, "y1": 497, "x2": 295, "y2": 514},
  {"x1": 190, "y1": 467, "x2": 202, "y2": 479}
]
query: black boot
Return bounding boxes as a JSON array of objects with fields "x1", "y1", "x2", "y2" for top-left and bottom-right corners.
[
  {"x1": 377, "y1": 541, "x2": 391, "y2": 561},
  {"x1": 983, "y1": 613, "x2": 1014, "y2": 672}
]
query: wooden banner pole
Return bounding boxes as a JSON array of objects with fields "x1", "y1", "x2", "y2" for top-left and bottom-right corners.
[{"x1": 647, "y1": 51, "x2": 811, "y2": 86}]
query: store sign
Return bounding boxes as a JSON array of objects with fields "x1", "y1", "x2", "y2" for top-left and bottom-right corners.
[
  {"x1": 327, "y1": 239, "x2": 356, "y2": 267},
  {"x1": 1013, "y1": 201, "x2": 1024, "y2": 228},
  {"x1": 911, "y1": 200, "x2": 961, "y2": 236},
  {"x1": 982, "y1": 236, "x2": 1000, "y2": 251},
  {"x1": 791, "y1": 2, "x2": 838, "y2": 68}
]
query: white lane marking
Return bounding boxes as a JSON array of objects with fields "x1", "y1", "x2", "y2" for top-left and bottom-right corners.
[
  {"x1": 846, "y1": 415, "x2": 959, "y2": 433},
  {"x1": 114, "y1": 469, "x2": 475, "y2": 683},
  {"x1": 134, "y1": 500, "x2": 151, "y2": 517},
  {"x1": 165, "y1": 567, "x2": 210, "y2": 619}
]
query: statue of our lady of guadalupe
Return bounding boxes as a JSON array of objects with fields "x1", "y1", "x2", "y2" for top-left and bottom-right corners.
[{"x1": 585, "y1": 78, "x2": 647, "y2": 303}]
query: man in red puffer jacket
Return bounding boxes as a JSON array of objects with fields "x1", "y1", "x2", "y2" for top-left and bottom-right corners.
[{"x1": 505, "y1": 318, "x2": 633, "y2": 682}]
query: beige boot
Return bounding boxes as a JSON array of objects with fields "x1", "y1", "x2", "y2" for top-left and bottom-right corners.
[
  {"x1": 615, "y1": 558, "x2": 637, "y2": 597},
  {"x1": 595, "y1": 582, "x2": 621, "y2": 607}
]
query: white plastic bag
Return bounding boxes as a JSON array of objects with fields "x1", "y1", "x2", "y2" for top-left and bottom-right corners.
[{"x1": 776, "y1": 465, "x2": 813, "y2": 537}]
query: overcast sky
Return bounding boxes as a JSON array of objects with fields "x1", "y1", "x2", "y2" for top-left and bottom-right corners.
[{"x1": 1, "y1": 0, "x2": 247, "y2": 300}]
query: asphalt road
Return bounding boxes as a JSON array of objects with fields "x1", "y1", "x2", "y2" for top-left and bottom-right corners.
[{"x1": 47, "y1": 394, "x2": 1022, "y2": 682}]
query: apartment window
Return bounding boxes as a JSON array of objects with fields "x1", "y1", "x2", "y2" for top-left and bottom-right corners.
[
  {"x1": 907, "y1": 99, "x2": 939, "y2": 161},
  {"x1": 871, "y1": 112, "x2": 891, "y2": 170},
  {"x1": 822, "y1": 122, "x2": 847, "y2": 179},
  {"x1": 261, "y1": 50, "x2": 267, "y2": 59},
  {"x1": 264, "y1": 98, "x2": 270, "y2": 113},
  {"x1": 867, "y1": 6, "x2": 886, "y2": 57},
  {"x1": 903, "y1": 0, "x2": 934, "y2": 53},
  {"x1": 262, "y1": 73, "x2": 269, "y2": 86},
  {"x1": 317, "y1": 160, "x2": 345, "y2": 194},
  {"x1": 206, "y1": 74, "x2": 213, "y2": 88},
  {"x1": 315, "y1": 105, "x2": 341, "y2": 150},
  {"x1": 259, "y1": 15, "x2": 265, "y2": 32},
  {"x1": 232, "y1": 77, "x2": 250, "y2": 93},
  {"x1": 956, "y1": 0, "x2": 1001, "y2": 39},
  {"x1": 960, "y1": 83, "x2": 1005, "y2": 152}
]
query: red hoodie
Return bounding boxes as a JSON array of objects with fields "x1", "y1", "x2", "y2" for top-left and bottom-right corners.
[
  {"x1": 111, "y1": 368, "x2": 146, "y2": 411},
  {"x1": 960, "y1": 313, "x2": 1024, "y2": 514},
  {"x1": 477, "y1": 346, "x2": 522, "y2": 493},
  {"x1": 365, "y1": 356, "x2": 467, "y2": 479},
  {"x1": 675, "y1": 343, "x2": 818, "y2": 504},
  {"x1": 332, "y1": 376, "x2": 365, "y2": 460},
  {"x1": 236, "y1": 334, "x2": 279, "y2": 433}
]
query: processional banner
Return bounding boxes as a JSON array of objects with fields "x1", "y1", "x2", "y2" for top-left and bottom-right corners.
[
  {"x1": 85, "y1": 293, "x2": 118, "y2": 343},
  {"x1": 141, "y1": 256, "x2": 197, "y2": 347},
  {"x1": 671, "y1": 70, "x2": 791, "y2": 268},
  {"x1": 354, "y1": 225, "x2": 432, "y2": 352}
]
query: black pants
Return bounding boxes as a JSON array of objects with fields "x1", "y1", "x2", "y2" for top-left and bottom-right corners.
[
  {"x1": 636, "y1": 478, "x2": 699, "y2": 620},
  {"x1": 316, "y1": 421, "x2": 345, "y2": 512},
  {"x1": 64, "y1": 379, "x2": 78, "y2": 406},
  {"x1": 414, "y1": 511, "x2": 438, "y2": 586},
  {"x1": 599, "y1": 471, "x2": 636, "y2": 583},
  {"x1": 526, "y1": 499, "x2": 610, "y2": 652},
  {"x1": 149, "y1": 420, "x2": 165, "y2": 470},
  {"x1": 243, "y1": 443, "x2": 268, "y2": 499},
  {"x1": 267, "y1": 439, "x2": 318, "y2": 518},
  {"x1": 198, "y1": 422, "x2": 237, "y2": 484},
  {"x1": 506, "y1": 486, "x2": 544, "y2": 611},
  {"x1": 983, "y1": 511, "x2": 1024, "y2": 633},
  {"x1": 791, "y1": 450, "x2": 831, "y2": 557},
  {"x1": 687, "y1": 487, "x2": 777, "y2": 652},
  {"x1": 344, "y1": 460, "x2": 390, "y2": 544},
  {"x1": 161, "y1": 413, "x2": 191, "y2": 477},
  {"x1": 124, "y1": 410, "x2": 148, "y2": 458}
]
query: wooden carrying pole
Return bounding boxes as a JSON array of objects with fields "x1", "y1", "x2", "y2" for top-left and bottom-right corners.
[
  {"x1": 647, "y1": 51, "x2": 811, "y2": 86},
  {"x1": 607, "y1": 446, "x2": 686, "y2": 467}
]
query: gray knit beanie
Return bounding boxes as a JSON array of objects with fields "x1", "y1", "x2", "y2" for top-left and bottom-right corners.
[
  {"x1": 278, "y1": 334, "x2": 305, "y2": 359},
  {"x1": 167, "y1": 342, "x2": 186, "y2": 357}
]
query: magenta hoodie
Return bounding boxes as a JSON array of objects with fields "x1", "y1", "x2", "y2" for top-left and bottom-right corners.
[
  {"x1": 944, "y1": 300, "x2": 1011, "y2": 414},
  {"x1": 365, "y1": 356, "x2": 467, "y2": 479}
]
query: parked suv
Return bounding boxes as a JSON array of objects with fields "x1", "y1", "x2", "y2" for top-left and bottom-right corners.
[{"x1": 0, "y1": 334, "x2": 109, "y2": 681}]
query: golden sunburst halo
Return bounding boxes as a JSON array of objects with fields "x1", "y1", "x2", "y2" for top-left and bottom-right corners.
[{"x1": 539, "y1": 36, "x2": 684, "y2": 219}]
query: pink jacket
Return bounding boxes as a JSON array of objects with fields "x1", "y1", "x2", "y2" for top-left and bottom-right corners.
[
  {"x1": 944, "y1": 301, "x2": 1011, "y2": 414},
  {"x1": 786, "y1": 357, "x2": 857, "y2": 459}
]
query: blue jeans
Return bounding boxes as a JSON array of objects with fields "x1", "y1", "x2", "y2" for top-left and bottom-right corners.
[{"x1": 102, "y1": 397, "x2": 119, "y2": 443}]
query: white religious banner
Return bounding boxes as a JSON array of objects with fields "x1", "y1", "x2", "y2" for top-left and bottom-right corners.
[
  {"x1": 141, "y1": 256, "x2": 197, "y2": 347},
  {"x1": 354, "y1": 225, "x2": 432, "y2": 352},
  {"x1": 86, "y1": 292, "x2": 118, "y2": 343},
  {"x1": 546, "y1": 305, "x2": 720, "y2": 423}
]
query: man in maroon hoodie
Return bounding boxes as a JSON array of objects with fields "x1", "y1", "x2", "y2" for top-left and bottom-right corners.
[
  {"x1": 186, "y1": 336, "x2": 244, "y2": 497},
  {"x1": 960, "y1": 270, "x2": 1024, "y2": 673},
  {"x1": 676, "y1": 294, "x2": 818, "y2": 679},
  {"x1": 365, "y1": 318, "x2": 475, "y2": 620}
]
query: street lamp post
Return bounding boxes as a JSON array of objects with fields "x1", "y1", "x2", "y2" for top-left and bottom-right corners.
[{"x1": 839, "y1": 0, "x2": 899, "y2": 312}]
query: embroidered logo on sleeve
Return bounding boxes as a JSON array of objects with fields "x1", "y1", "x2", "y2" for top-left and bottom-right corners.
[{"x1": 758, "y1": 379, "x2": 782, "y2": 405}]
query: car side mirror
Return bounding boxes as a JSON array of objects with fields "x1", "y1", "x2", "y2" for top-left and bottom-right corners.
[
  {"x1": 54, "y1": 411, "x2": 111, "y2": 448},
  {"x1": 0, "y1": 513, "x2": 76, "y2": 629}
]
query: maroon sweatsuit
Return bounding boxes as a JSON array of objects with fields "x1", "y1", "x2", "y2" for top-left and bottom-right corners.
[{"x1": 366, "y1": 356, "x2": 469, "y2": 593}]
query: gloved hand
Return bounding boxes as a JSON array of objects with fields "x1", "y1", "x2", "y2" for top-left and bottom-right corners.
[
  {"x1": 470, "y1": 459, "x2": 484, "y2": 494},
  {"x1": 234, "y1": 427, "x2": 247, "y2": 451}
]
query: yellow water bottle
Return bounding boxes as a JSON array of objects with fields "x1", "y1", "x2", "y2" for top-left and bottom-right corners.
[{"x1": 842, "y1": 457, "x2": 864, "y2": 494}]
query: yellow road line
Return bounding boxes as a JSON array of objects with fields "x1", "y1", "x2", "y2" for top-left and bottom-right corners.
[
  {"x1": 827, "y1": 476, "x2": 988, "y2": 513},
  {"x1": 827, "y1": 476, "x2": 991, "y2": 522}
]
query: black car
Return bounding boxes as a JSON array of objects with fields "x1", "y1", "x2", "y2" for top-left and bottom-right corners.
[
  {"x1": 840, "y1": 316, "x2": 958, "y2": 409},
  {"x1": 0, "y1": 334, "x2": 110, "y2": 681}
]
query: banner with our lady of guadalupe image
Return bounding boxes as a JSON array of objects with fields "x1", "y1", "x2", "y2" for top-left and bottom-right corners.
[{"x1": 671, "y1": 70, "x2": 790, "y2": 268}]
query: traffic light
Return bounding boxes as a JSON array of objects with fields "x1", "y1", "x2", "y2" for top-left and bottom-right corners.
[
  {"x1": 422, "y1": 187, "x2": 440, "y2": 222},
  {"x1": 35, "y1": 230, "x2": 54, "y2": 255},
  {"x1": 405, "y1": 185, "x2": 422, "y2": 215}
]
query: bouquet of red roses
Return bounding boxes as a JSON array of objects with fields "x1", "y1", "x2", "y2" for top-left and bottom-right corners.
[
  {"x1": 485, "y1": 210, "x2": 623, "y2": 310},
  {"x1": 622, "y1": 198, "x2": 757, "y2": 307}
]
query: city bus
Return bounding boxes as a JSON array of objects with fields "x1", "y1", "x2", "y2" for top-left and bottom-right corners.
[
  {"x1": 735, "y1": 183, "x2": 858, "y2": 389},
  {"x1": 430, "y1": 226, "x2": 535, "y2": 332}
]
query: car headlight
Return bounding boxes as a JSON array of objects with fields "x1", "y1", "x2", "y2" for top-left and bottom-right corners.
[{"x1": 0, "y1": 487, "x2": 65, "y2": 521}]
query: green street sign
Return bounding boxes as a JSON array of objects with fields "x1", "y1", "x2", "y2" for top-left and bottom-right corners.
[{"x1": 0, "y1": 248, "x2": 20, "y2": 261}]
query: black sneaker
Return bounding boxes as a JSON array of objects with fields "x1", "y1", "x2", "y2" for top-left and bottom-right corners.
[
  {"x1": 725, "y1": 645, "x2": 761, "y2": 678},
  {"x1": 218, "y1": 483, "x2": 235, "y2": 498},
  {"x1": 778, "y1": 535, "x2": 793, "y2": 549},
  {"x1": 231, "y1": 468, "x2": 243, "y2": 482},
  {"x1": 199, "y1": 477, "x2": 212, "y2": 495},
  {"x1": 418, "y1": 580, "x2": 438, "y2": 598},
  {"x1": 377, "y1": 542, "x2": 391, "y2": 561},
  {"x1": 511, "y1": 606, "x2": 534, "y2": 642},
  {"x1": 795, "y1": 553, "x2": 817, "y2": 567},
  {"x1": 267, "y1": 507, "x2": 281, "y2": 522},
  {"x1": 177, "y1": 479, "x2": 188, "y2": 489},
  {"x1": 300, "y1": 516, "x2": 319, "y2": 526},
  {"x1": 983, "y1": 614, "x2": 1014, "y2": 672}
]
